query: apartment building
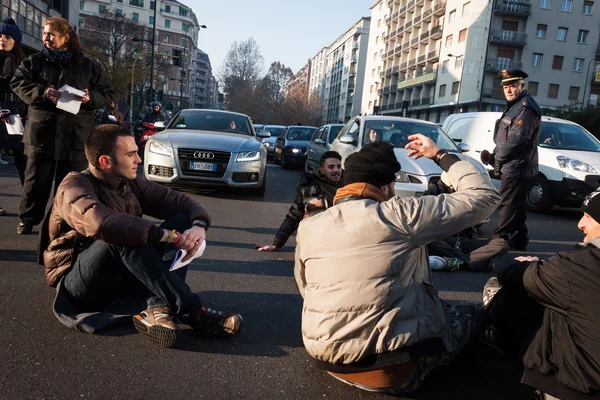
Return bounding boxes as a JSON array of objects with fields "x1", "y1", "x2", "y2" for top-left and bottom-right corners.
[
  {"x1": 79, "y1": 0, "x2": 201, "y2": 109},
  {"x1": 192, "y1": 49, "x2": 216, "y2": 109},
  {"x1": 309, "y1": 47, "x2": 328, "y2": 99},
  {"x1": 287, "y1": 63, "x2": 311, "y2": 97},
  {"x1": 360, "y1": 0, "x2": 388, "y2": 116}
]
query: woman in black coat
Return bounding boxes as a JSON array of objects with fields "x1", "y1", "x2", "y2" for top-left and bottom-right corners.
[
  {"x1": 0, "y1": 18, "x2": 27, "y2": 216},
  {"x1": 10, "y1": 17, "x2": 115, "y2": 234}
]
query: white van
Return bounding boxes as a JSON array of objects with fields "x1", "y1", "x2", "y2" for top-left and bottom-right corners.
[{"x1": 442, "y1": 112, "x2": 600, "y2": 213}]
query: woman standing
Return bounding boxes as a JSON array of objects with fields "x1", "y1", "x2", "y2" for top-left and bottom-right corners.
[
  {"x1": 0, "y1": 17, "x2": 26, "y2": 216},
  {"x1": 11, "y1": 17, "x2": 115, "y2": 234}
]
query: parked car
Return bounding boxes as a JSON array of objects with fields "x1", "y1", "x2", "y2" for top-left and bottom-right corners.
[
  {"x1": 330, "y1": 116, "x2": 481, "y2": 198},
  {"x1": 442, "y1": 112, "x2": 600, "y2": 213},
  {"x1": 257, "y1": 125, "x2": 286, "y2": 158},
  {"x1": 144, "y1": 109, "x2": 270, "y2": 196},
  {"x1": 305, "y1": 124, "x2": 344, "y2": 171},
  {"x1": 273, "y1": 125, "x2": 318, "y2": 168}
]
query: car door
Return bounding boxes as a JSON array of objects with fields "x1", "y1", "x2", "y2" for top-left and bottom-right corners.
[
  {"x1": 313, "y1": 127, "x2": 329, "y2": 165},
  {"x1": 307, "y1": 127, "x2": 323, "y2": 167},
  {"x1": 274, "y1": 128, "x2": 287, "y2": 160},
  {"x1": 331, "y1": 119, "x2": 360, "y2": 166}
]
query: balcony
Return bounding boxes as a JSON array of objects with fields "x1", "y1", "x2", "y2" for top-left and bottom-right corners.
[
  {"x1": 494, "y1": 0, "x2": 531, "y2": 17},
  {"x1": 431, "y1": 25, "x2": 443, "y2": 39},
  {"x1": 408, "y1": 59, "x2": 417, "y2": 68},
  {"x1": 407, "y1": 0, "x2": 416, "y2": 10},
  {"x1": 381, "y1": 105, "x2": 389, "y2": 111},
  {"x1": 378, "y1": 89, "x2": 383, "y2": 95},
  {"x1": 386, "y1": 68, "x2": 393, "y2": 76},
  {"x1": 417, "y1": 55, "x2": 426, "y2": 65},
  {"x1": 421, "y1": 96, "x2": 432, "y2": 105},
  {"x1": 420, "y1": 30, "x2": 430, "y2": 42},
  {"x1": 482, "y1": 87, "x2": 506, "y2": 100},
  {"x1": 395, "y1": 46, "x2": 402, "y2": 54},
  {"x1": 351, "y1": 56, "x2": 357, "y2": 64},
  {"x1": 384, "y1": 87, "x2": 391, "y2": 94},
  {"x1": 486, "y1": 57, "x2": 523, "y2": 71},
  {"x1": 384, "y1": 34, "x2": 390, "y2": 42},
  {"x1": 489, "y1": 29, "x2": 527, "y2": 46},
  {"x1": 402, "y1": 41, "x2": 410, "y2": 51},
  {"x1": 416, "y1": 0, "x2": 424, "y2": 6},
  {"x1": 423, "y1": 8, "x2": 432, "y2": 21},
  {"x1": 397, "y1": 70, "x2": 437, "y2": 89},
  {"x1": 427, "y1": 49, "x2": 440, "y2": 62},
  {"x1": 405, "y1": 20, "x2": 413, "y2": 30},
  {"x1": 380, "y1": 70, "x2": 385, "y2": 78},
  {"x1": 386, "y1": 16, "x2": 392, "y2": 25},
  {"x1": 399, "y1": 5, "x2": 407, "y2": 15},
  {"x1": 411, "y1": 37, "x2": 419, "y2": 48},
  {"x1": 433, "y1": 0, "x2": 447, "y2": 16},
  {"x1": 401, "y1": 61, "x2": 408, "y2": 69},
  {"x1": 413, "y1": 14, "x2": 422, "y2": 28},
  {"x1": 411, "y1": 99, "x2": 421, "y2": 106},
  {"x1": 393, "y1": 65, "x2": 400, "y2": 73},
  {"x1": 392, "y1": 11, "x2": 399, "y2": 19}
]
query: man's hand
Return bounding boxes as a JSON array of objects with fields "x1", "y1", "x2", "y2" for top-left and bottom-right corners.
[
  {"x1": 179, "y1": 226, "x2": 206, "y2": 262},
  {"x1": 45, "y1": 87, "x2": 61, "y2": 103},
  {"x1": 514, "y1": 256, "x2": 539, "y2": 262},
  {"x1": 78, "y1": 89, "x2": 91, "y2": 104},
  {"x1": 405, "y1": 134, "x2": 441, "y2": 160},
  {"x1": 255, "y1": 244, "x2": 277, "y2": 252}
]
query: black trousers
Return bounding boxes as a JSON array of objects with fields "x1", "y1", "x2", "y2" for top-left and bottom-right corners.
[
  {"x1": 492, "y1": 176, "x2": 529, "y2": 247},
  {"x1": 18, "y1": 156, "x2": 88, "y2": 225},
  {"x1": 12, "y1": 148, "x2": 26, "y2": 186}
]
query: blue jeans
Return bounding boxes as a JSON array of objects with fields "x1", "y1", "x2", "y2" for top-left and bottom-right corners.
[{"x1": 63, "y1": 213, "x2": 202, "y2": 319}]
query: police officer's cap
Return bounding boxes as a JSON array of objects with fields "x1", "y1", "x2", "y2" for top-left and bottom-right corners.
[{"x1": 498, "y1": 69, "x2": 528, "y2": 85}]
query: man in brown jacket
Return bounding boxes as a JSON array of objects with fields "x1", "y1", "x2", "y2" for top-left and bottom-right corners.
[{"x1": 42, "y1": 124, "x2": 242, "y2": 348}]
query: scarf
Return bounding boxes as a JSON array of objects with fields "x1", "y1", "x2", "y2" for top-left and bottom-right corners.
[
  {"x1": 43, "y1": 47, "x2": 73, "y2": 66},
  {"x1": 333, "y1": 182, "x2": 389, "y2": 205}
]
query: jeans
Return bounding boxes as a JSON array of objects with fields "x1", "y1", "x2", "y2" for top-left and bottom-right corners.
[{"x1": 63, "y1": 213, "x2": 202, "y2": 320}]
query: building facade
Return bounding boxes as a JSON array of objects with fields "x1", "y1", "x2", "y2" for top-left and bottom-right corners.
[
  {"x1": 287, "y1": 62, "x2": 311, "y2": 97},
  {"x1": 361, "y1": 0, "x2": 389, "y2": 115},
  {"x1": 309, "y1": 47, "x2": 328, "y2": 99},
  {"x1": 192, "y1": 48, "x2": 216, "y2": 109}
]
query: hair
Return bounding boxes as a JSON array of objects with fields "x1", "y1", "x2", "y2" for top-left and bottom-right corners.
[
  {"x1": 85, "y1": 124, "x2": 132, "y2": 167},
  {"x1": 320, "y1": 151, "x2": 342, "y2": 167},
  {"x1": 45, "y1": 17, "x2": 85, "y2": 53},
  {"x1": 12, "y1": 41, "x2": 25, "y2": 64}
]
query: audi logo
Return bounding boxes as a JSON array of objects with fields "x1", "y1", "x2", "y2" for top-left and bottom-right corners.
[{"x1": 193, "y1": 151, "x2": 215, "y2": 159}]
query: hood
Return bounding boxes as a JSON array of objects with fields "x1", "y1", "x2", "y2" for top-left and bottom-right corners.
[
  {"x1": 262, "y1": 136, "x2": 278, "y2": 145},
  {"x1": 153, "y1": 130, "x2": 260, "y2": 153},
  {"x1": 285, "y1": 140, "x2": 310, "y2": 150},
  {"x1": 540, "y1": 148, "x2": 600, "y2": 168},
  {"x1": 392, "y1": 149, "x2": 486, "y2": 176}
]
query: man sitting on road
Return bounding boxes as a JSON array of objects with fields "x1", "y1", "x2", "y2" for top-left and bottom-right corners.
[
  {"x1": 256, "y1": 151, "x2": 342, "y2": 252},
  {"x1": 294, "y1": 138, "x2": 501, "y2": 395},
  {"x1": 40, "y1": 124, "x2": 242, "y2": 348},
  {"x1": 482, "y1": 188, "x2": 600, "y2": 399}
]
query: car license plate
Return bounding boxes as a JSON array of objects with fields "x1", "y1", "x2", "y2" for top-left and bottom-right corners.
[{"x1": 189, "y1": 162, "x2": 216, "y2": 171}]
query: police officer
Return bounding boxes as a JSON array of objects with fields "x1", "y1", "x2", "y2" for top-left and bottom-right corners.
[{"x1": 490, "y1": 69, "x2": 541, "y2": 251}]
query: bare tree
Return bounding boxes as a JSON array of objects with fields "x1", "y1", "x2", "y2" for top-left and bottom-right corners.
[
  {"x1": 279, "y1": 87, "x2": 325, "y2": 126},
  {"x1": 254, "y1": 61, "x2": 294, "y2": 123}
]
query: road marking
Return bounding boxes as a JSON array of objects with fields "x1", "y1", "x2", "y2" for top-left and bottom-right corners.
[{"x1": 267, "y1": 164, "x2": 282, "y2": 168}]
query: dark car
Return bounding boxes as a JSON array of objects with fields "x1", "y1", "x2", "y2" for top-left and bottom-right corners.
[
  {"x1": 305, "y1": 124, "x2": 344, "y2": 171},
  {"x1": 258, "y1": 125, "x2": 286, "y2": 158},
  {"x1": 274, "y1": 125, "x2": 318, "y2": 169}
]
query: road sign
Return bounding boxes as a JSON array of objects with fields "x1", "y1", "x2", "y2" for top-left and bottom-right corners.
[
  {"x1": 492, "y1": 105, "x2": 502, "y2": 112},
  {"x1": 265, "y1": 115, "x2": 269, "y2": 121}
]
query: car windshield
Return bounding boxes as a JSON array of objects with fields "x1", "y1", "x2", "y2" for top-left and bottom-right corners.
[
  {"x1": 168, "y1": 111, "x2": 253, "y2": 136},
  {"x1": 328, "y1": 126, "x2": 343, "y2": 143},
  {"x1": 538, "y1": 122, "x2": 600, "y2": 152},
  {"x1": 264, "y1": 127, "x2": 285, "y2": 136},
  {"x1": 286, "y1": 127, "x2": 317, "y2": 141},
  {"x1": 362, "y1": 120, "x2": 459, "y2": 151}
]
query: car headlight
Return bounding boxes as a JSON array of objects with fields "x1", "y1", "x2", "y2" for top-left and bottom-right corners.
[
  {"x1": 395, "y1": 171, "x2": 409, "y2": 183},
  {"x1": 148, "y1": 142, "x2": 172, "y2": 156},
  {"x1": 263, "y1": 142, "x2": 271, "y2": 147},
  {"x1": 291, "y1": 148, "x2": 301, "y2": 154},
  {"x1": 556, "y1": 156, "x2": 598, "y2": 173},
  {"x1": 236, "y1": 151, "x2": 261, "y2": 162}
]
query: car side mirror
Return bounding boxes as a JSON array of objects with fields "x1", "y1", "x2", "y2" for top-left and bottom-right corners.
[
  {"x1": 257, "y1": 130, "x2": 271, "y2": 138},
  {"x1": 315, "y1": 138, "x2": 325, "y2": 146},
  {"x1": 154, "y1": 121, "x2": 167, "y2": 132},
  {"x1": 458, "y1": 142, "x2": 470, "y2": 153},
  {"x1": 339, "y1": 134, "x2": 357, "y2": 146}
]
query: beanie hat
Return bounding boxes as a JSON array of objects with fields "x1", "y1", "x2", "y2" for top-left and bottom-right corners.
[
  {"x1": 0, "y1": 18, "x2": 22, "y2": 46},
  {"x1": 581, "y1": 187, "x2": 600, "y2": 223},
  {"x1": 344, "y1": 142, "x2": 401, "y2": 187}
]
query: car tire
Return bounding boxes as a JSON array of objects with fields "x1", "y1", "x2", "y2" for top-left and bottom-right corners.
[
  {"x1": 250, "y1": 175, "x2": 266, "y2": 196},
  {"x1": 274, "y1": 151, "x2": 281, "y2": 164},
  {"x1": 526, "y1": 174, "x2": 553, "y2": 213}
]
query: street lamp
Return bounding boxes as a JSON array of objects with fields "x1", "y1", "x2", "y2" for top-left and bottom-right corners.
[
  {"x1": 581, "y1": 58, "x2": 597, "y2": 110},
  {"x1": 448, "y1": 53, "x2": 465, "y2": 113}
]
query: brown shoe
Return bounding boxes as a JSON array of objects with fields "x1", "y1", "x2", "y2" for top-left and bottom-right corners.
[
  {"x1": 188, "y1": 306, "x2": 242, "y2": 337},
  {"x1": 132, "y1": 306, "x2": 179, "y2": 348},
  {"x1": 0, "y1": 206, "x2": 6, "y2": 216}
]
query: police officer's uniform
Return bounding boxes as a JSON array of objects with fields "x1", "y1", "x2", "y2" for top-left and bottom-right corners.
[{"x1": 491, "y1": 69, "x2": 541, "y2": 250}]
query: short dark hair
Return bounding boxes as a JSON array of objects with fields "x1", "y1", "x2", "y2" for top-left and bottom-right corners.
[
  {"x1": 320, "y1": 151, "x2": 342, "y2": 167},
  {"x1": 85, "y1": 124, "x2": 132, "y2": 168}
]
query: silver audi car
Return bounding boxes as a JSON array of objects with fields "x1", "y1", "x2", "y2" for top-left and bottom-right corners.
[{"x1": 144, "y1": 109, "x2": 270, "y2": 196}]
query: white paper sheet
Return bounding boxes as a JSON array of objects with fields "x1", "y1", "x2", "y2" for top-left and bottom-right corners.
[
  {"x1": 5, "y1": 114, "x2": 24, "y2": 135},
  {"x1": 169, "y1": 240, "x2": 207, "y2": 271},
  {"x1": 56, "y1": 84, "x2": 88, "y2": 115}
]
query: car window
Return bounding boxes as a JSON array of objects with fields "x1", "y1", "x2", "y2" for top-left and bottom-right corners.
[
  {"x1": 169, "y1": 111, "x2": 252, "y2": 136},
  {"x1": 362, "y1": 119, "x2": 458, "y2": 151},
  {"x1": 264, "y1": 127, "x2": 284, "y2": 137},
  {"x1": 328, "y1": 126, "x2": 343, "y2": 143},
  {"x1": 286, "y1": 127, "x2": 317, "y2": 141},
  {"x1": 319, "y1": 128, "x2": 328, "y2": 141},
  {"x1": 538, "y1": 122, "x2": 600, "y2": 152},
  {"x1": 311, "y1": 128, "x2": 323, "y2": 142},
  {"x1": 348, "y1": 121, "x2": 360, "y2": 141}
]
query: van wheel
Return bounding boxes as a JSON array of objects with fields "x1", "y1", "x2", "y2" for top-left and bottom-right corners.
[{"x1": 526, "y1": 175, "x2": 553, "y2": 213}]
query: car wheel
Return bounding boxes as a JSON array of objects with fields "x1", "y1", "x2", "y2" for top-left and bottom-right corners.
[
  {"x1": 526, "y1": 175, "x2": 553, "y2": 213},
  {"x1": 250, "y1": 175, "x2": 266, "y2": 196},
  {"x1": 274, "y1": 151, "x2": 281, "y2": 164}
]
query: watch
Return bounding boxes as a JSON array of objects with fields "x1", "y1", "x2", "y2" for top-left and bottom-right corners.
[{"x1": 192, "y1": 220, "x2": 207, "y2": 229}]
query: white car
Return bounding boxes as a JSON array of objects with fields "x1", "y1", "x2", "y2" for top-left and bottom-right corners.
[
  {"x1": 442, "y1": 112, "x2": 600, "y2": 212},
  {"x1": 331, "y1": 116, "x2": 483, "y2": 198}
]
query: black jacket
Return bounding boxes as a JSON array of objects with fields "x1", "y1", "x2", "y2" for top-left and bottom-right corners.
[
  {"x1": 493, "y1": 90, "x2": 541, "y2": 178},
  {"x1": 10, "y1": 51, "x2": 115, "y2": 160},
  {"x1": 497, "y1": 243, "x2": 600, "y2": 398},
  {"x1": 0, "y1": 51, "x2": 26, "y2": 150},
  {"x1": 143, "y1": 110, "x2": 166, "y2": 123},
  {"x1": 273, "y1": 170, "x2": 341, "y2": 248}
]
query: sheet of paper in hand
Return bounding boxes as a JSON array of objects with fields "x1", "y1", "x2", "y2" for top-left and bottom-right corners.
[
  {"x1": 56, "y1": 84, "x2": 88, "y2": 115},
  {"x1": 169, "y1": 240, "x2": 207, "y2": 271},
  {"x1": 1, "y1": 110, "x2": 24, "y2": 135}
]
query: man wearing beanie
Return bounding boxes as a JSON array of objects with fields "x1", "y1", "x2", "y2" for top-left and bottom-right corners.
[
  {"x1": 294, "y1": 135, "x2": 501, "y2": 394},
  {"x1": 481, "y1": 187, "x2": 600, "y2": 399}
]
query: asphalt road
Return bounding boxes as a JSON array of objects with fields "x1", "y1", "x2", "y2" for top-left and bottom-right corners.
[{"x1": 0, "y1": 159, "x2": 583, "y2": 400}]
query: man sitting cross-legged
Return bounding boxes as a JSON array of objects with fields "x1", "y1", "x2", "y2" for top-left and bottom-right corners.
[{"x1": 40, "y1": 124, "x2": 242, "y2": 348}]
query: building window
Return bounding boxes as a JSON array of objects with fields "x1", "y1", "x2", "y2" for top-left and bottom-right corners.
[
  {"x1": 99, "y1": 5, "x2": 106, "y2": 13},
  {"x1": 78, "y1": 18, "x2": 84, "y2": 28},
  {"x1": 451, "y1": 81, "x2": 459, "y2": 94},
  {"x1": 455, "y1": 57, "x2": 463, "y2": 68},
  {"x1": 165, "y1": 19, "x2": 171, "y2": 28},
  {"x1": 445, "y1": 34, "x2": 453, "y2": 47},
  {"x1": 536, "y1": 24, "x2": 547, "y2": 38},
  {"x1": 458, "y1": 29, "x2": 467, "y2": 42},
  {"x1": 372, "y1": 68, "x2": 375, "y2": 77},
  {"x1": 577, "y1": 30, "x2": 589, "y2": 43},
  {"x1": 165, "y1": 5, "x2": 171, "y2": 12},
  {"x1": 582, "y1": 0, "x2": 593, "y2": 14},
  {"x1": 374, "y1": 52, "x2": 378, "y2": 60},
  {"x1": 180, "y1": 38, "x2": 187, "y2": 47},
  {"x1": 132, "y1": 12, "x2": 138, "y2": 21},
  {"x1": 540, "y1": 0, "x2": 550, "y2": 8},
  {"x1": 556, "y1": 27, "x2": 568, "y2": 41},
  {"x1": 375, "y1": 35, "x2": 379, "y2": 44},
  {"x1": 574, "y1": 58, "x2": 584, "y2": 72},
  {"x1": 532, "y1": 53, "x2": 543, "y2": 67},
  {"x1": 552, "y1": 55, "x2": 564, "y2": 70},
  {"x1": 569, "y1": 86, "x2": 580, "y2": 100},
  {"x1": 79, "y1": 1, "x2": 84, "y2": 10},
  {"x1": 116, "y1": 9, "x2": 123, "y2": 15},
  {"x1": 149, "y1": 16, "x2": 154, "y2": 24},
  {"x1": 370, "y1": 85, "x2": 374, "y2": 93},
  {"x1": 439, "y1": 84, "x2": 447, "y2": 97},
  {"x1": 179, "y1": 7, "x2": 188, "y2": 17},
  {"x1": 528, "y1": 81, "x2": 539, "y2": 96},
  {"x1": 182, "y1": 23, "x2": 189, "y2": 32},
  {"x1": 117, "y1": 0, "x2": 122, "y2": 3},
  {"x1": 368, "y1": 101, "x2": 372, "y2": 109},
  {"x1": 548, "y1": 84, "x2": 559, "y2": 98},
  {"x1": 561, "y1": 0, "x2": 572, "y2": 11},
  {"x1": 129, "y1": 0, "x2": 143, "y2": 7},
  {"x1": 462, "y1": 2, "x2": 470, "y2": 15},
  {"x1": 442, "y1": 60, "x2": 449, "y2": 72},
  {"x1": 378, "y1": 19, "x2": 381, "y2": 27},
  {"x1": 449, "y1": 9, "x2": 456, "y2": 22}
]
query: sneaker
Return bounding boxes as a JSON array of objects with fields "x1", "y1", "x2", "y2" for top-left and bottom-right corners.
[
  {"x1": 188, "y1": 306, "x2": 243, "y2": 337},
  {"x1": 0, "y1": 206, "x2": 6, "y2": 216},
  {"x1": 132, "y1": 306, "x2": 179, "y2": 348},
  {"x1": 16, "y1": 222, "x2": 33, "y2": 235},
  {"x1": 575, "y1": 242, "x2": 586, "y2": 248},
  {"x1": 429, "y1": 256, "x2": 463, "y2": 271},
  {"x1": 483, "y1": 277, "x2": 502, "y2": 308}
]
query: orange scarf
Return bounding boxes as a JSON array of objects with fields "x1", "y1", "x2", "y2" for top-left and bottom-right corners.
[{"x1": 333, "y1": 182, "x2": 388, "y2": 204}]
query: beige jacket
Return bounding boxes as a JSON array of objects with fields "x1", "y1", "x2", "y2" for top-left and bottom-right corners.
[{"x1": 294, "y1": 160, "x2": 501, "y2": 365}]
